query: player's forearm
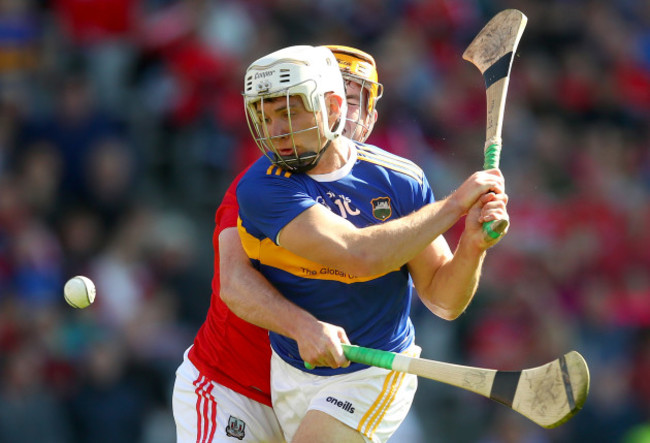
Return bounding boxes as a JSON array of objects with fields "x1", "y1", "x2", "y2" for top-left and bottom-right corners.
[
  {"x1": 278, "y1": 169, "x2": 505, "y2": 277},
  {"x1": 219, "y1": 229, "x2": 319, "y2": 339},
  {"x1": 221, "y1": 270, "x2": 317, "y2": 339},
  {"x1": 417, "y1": 236, "x2": 486, "y2": 320},
  {"x1": 347, "y1": 196, "x2": 464, "y2": 276}
]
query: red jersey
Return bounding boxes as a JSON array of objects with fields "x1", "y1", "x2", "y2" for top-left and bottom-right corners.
[{"x1": 188, "y1": 169, "x2": 272, "y2": 406}]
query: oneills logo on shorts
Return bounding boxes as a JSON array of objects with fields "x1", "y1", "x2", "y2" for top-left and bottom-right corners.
[
  {"x1": 326, "y1": 396, "x2": 355, "y2": 413},
  {"x1": 226, "y1": 415, "x2": 246, "y2": 440},
  {"x1": 371, "y1": 197, "x2": 392, "y2": 221}
]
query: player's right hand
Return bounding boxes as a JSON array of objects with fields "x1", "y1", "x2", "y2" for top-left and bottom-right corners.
[
  {"x1": 298, "y1": 321, "x2": 351, "y2": 370},
  {"x1": 449, "y1": 169, "x2": 505, "y2": 215}
]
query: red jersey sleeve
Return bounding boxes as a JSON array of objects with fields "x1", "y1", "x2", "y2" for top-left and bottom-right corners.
[{"x1": 215, "y1": 169, "x2": 248, "y2": 234}]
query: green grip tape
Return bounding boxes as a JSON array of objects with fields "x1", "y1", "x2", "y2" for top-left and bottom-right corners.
[
  {"x1": 342, "y1": 344, "x2": 396, "y2": 370},
  {"x1": 483, "y1": 142, "x2": 504, "y2": 239},
  {"x1": 483, "y1": 143, "x2": 501, "y2": 169},
  {"x1": 303, "y1": 345, "x2": 397, "y2": 370},
  {"x1": 482, "y1": 220, "x2": 501, "y2": 239}
]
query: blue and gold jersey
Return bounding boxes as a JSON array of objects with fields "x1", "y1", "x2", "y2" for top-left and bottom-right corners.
[{"x1": 237, "y1": 141, "x2": 435, "y2": 375}]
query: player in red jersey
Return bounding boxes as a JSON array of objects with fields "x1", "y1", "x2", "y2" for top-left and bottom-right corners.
[{"x1": 172, "y1": 46, "x2": 384, "y2": 442}]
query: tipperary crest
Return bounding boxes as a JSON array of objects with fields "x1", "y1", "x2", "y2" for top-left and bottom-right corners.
[
  {"x1": 226, "y1": 415, "x2": 246, "y2": 440},
  {"x1": 371, "y1": 197, "x2": 392, "y2": 221}
]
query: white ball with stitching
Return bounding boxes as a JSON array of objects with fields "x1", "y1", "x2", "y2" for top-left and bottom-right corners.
[{"x1": 64, "y1": 276, "x2": 96, "y2": 309}]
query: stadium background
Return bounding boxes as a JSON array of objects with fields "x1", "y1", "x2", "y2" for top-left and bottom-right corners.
[{"x1": 0, "y1": 0, "x2": 648, "y2": 441}]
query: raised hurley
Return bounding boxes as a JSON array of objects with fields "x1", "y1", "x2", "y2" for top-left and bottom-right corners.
[{"x1": 462, "y1": 9, "x2": 527, "y2": 240}]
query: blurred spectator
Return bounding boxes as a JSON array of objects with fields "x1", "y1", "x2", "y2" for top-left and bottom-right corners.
[
  {"x1": 0, "y1": 0, "x2": 42, "y2": 112},
  {"x1": 88, "y1": 206, "x2": 154, "y2": 329},
  {"x1": 0, "y1": 341, "x2": 71, "y2": 443},
  {"x1": 56, "y1": 205, "x2": 105, "y2": 278},
  {"x1": 51, "y1": 0, "x2": 139, "y2": 111},
  {"x1": 0, "y1": 0, "x2": 40, "y2": 73},
  {"x1": 19, "y1": 70, "x2": 127, "y2": 204},
  {"x1": 66, "y1": 336, "x2": 146, "y2": 443},
  {"x1": 82, "y1": 136, "x2": 140, "y2": 224},
  {"x1": 12, "y1": 218, "x2": 64, "y2": 306}
]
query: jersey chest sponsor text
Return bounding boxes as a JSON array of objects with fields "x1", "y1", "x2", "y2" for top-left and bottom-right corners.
[
  {"x1": 316, "y1": 190, "x2": 392, "y2": 222},
  {"x1": 300, "y1": 266, "x2": 357, "y2": 279},
  {"x1": 316, "y1": 191, "x2": 361, "y2": 219}
]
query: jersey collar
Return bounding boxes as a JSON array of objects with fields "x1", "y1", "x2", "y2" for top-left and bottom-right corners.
[{"x1": 308, "y1": 139, "x2": 357, "y2": 182}]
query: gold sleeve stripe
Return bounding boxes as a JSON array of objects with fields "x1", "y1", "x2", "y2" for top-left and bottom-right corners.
[
  {"x1": 266, "y1": 165, "x2": 292, "y2": 177},
  {"x1": 357, "y1": 147, "x2": 424, "y2": 185},
  {"x1": 237, "y1": 218, "x2": 394, "y2": 283},
  {"x1": 359, "y1": 144, "x2": 421, "y2": 169},
  {"x1": 358, "y1": 155, "x2": 424, "y2": 185},
  {"x1": 357, "y1": 144, "x2": 422, "y2": 172},
  {"x1": 358, "y1": 148, "x2": 423, "y2": 181}
]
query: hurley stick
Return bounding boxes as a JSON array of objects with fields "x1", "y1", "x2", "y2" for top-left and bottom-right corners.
[
  {"x1": 463, "y1": 9, "x2": 527, "y2": 240},
  {"x1": 343, "y1": 344, "x2": 590, "y2": 429}
]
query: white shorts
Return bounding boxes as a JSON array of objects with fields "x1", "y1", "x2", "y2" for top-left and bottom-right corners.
[
  {"x1": 271, "y1": 344, "x2": 420, "y2": 443},
  {"x1": 173, "y1": 348, "x2": 285, "y2": 442}
]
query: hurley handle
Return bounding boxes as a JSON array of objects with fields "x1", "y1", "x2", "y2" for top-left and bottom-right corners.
[
  {"x1": 342, "y1": 344, "x2": 395, "y2": 370},
  {"x1": 482, "y1": 140, "x2": 508, "y2": 240},
  {"x1": 304, "y1": 344, "x2": 397, "y2": 371}
]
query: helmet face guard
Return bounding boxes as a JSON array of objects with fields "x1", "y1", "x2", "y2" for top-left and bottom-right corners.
[
  {"x1": 326, "y1": 45, "x2": 384, "y2": 143},
  {"x1": 341, "y1": 71, "x2": 384, "y2": 142},
  {"x1": 244, "y1": 82, "x2": 329, "y2": 173},
  {"x1": 243, "y1": 46, "x2": 346, "y2": 172}
]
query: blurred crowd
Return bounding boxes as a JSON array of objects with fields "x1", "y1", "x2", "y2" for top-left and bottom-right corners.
[{"x1": 0, "y1": 0, "x2": 648, "y2": 442}]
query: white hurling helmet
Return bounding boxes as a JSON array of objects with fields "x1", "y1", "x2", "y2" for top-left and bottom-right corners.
[{"x1": 243, "y1": 45, "x2": 347, "y2": 173}]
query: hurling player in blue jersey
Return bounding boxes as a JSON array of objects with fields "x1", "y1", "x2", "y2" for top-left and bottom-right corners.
[
  {"x1": 174, "y1": 46, "x2": 386, "y2": 443},
  {"x1": 237, "y1": 45, "x2": 509, "y2": 443}
]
